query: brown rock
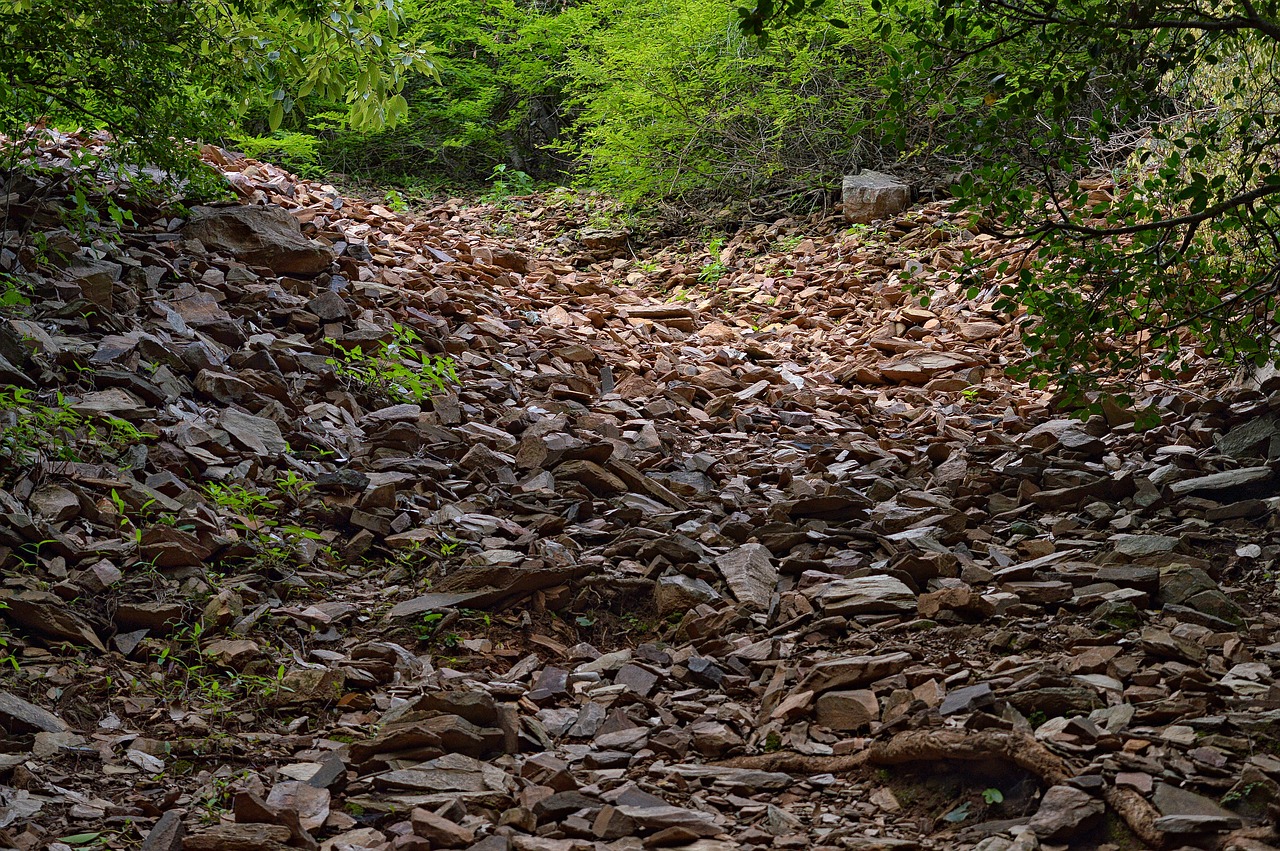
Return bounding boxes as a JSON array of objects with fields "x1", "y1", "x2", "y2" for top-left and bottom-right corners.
[
  {"x1": 411, "y1": 808, "x2": 475, "y2": 847},
  {"x1": 184, "y1": 205, "x2": 332, "y2": 276}
]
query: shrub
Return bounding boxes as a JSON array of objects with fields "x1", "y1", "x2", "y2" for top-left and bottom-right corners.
[{"x1": 559, "y1": 0, "x2": 893, "y2": 204}]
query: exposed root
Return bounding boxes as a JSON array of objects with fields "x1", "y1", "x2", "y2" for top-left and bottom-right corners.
[{"x1": 718, "y1": 730, "x2": 1166, "y2": 849}]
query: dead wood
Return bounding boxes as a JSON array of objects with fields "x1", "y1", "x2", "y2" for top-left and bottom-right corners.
[{"x1": 718, "y1": 730, "x2": 1167, "y2": 849}]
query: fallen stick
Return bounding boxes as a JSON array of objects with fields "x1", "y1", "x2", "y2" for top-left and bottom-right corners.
[{"x1": 716, "y1": 729, "x2": 1165, "y2": 849}]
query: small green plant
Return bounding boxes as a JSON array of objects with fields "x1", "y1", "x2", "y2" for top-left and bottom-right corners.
[
  {"x1": 774, "y1": 234, "x2": 804, "y2": 252},
  {"x1": 61, "y1": 184, "x2": 134, "y2": 245},
  {"x1": 416, "y1": 612, "x2": 445, "y2": 641},
  {"x1": 982, "y1": 788, "x2": 1004, "y2": 805},
  {"x1": 0, "y1": 273, "x2": 32, "y2": 309},
  {"x1": 384, "y1": 188, "x2": 410, "y2": 212},
  {"x1": 483, "y1": 163, "x2": 534, "y2": 203},
  {"x1": 274, "y1": 470, "x2": 314, "y2": 504},
  {"x1": 325, "y1": 324, "x2": 459, "y2": 404},
  {"x1": 699, "y1": 236, "x2": 729, "y2": 285},
  {"x1": 57, "y1": 832, "x2": 110, "y2": 847},
  {"x1": 0, "y1": 389, "x2": 87, "y2": 471},
  {"x1": 0, "y1": 602, "x2": 18, "y2": 672}
]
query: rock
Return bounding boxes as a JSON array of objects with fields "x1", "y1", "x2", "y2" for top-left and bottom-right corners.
[
  {"x1": 1216, "y1": 414, "x2": 1280, "y2": 459},
  {"x1": 184, "y1": 823, "x2": 293, "y2": 851},
  {"x1": 203, "y1": 639, "x2": 261, "y2": 671},
  {"x1": 1027, "y1": 785, "x2": 1105, "y2": 840},
  {"x1": 798, "y1": 652, "x2": 913, "y2": 693},
  {"x1": 842, "y1": 171, "x2": 912, "y2": 223},
  {"x1": 139, "y1": 810, "x2": 185, "y2": 851},
  {"x1": 613, "y1": 804, "x2": 720, "y2": 836},
  {"x1": 63, "y1": 255, "x2": 121, "y2": 308},
  {"x1": 554, "y1": 459, "x2": 626, "y2": 496},
  {"x1": 714, "y1": 543, "x2": 778, "y2": 610},
  {"x1": 28, "y1": 484, "x2": 80, "y2": 521},
  {"x1": 1152, "y1": 781, "x2": 1241, "y2": 831},
  {"x1": 879, "y1": 351, "x2": 978, "y2": 384},
  {"x1": 1152, "y1": 814, "x2": 1243, "y2": 834},
  {"x1": 33, "y1": 730, "x2": 88, "y2": 758},
  {"x1": 812, "y1": 575, "x2": 916, "y2": 616},
  {"x1": 939, "y1": 683, "x2": 995, "y2": 715},
  {"x1": 0, "y1": 690, "x2": 69, "y2": 733},
  {"x1": 274, "y1": 668, "x2": 344, "y2": 706},
  {"x1": 308, "y1": 289, "x2": 351, "y2": 322},
  {"x1": 814, "y1": 689, "x2": 879, "y2": 731},
  {"x1": 918, "y1": 584, "x2": 994, "y2": 620},
  {"x1": 411, "y1": 808, "x2": 475, "y2": 847},
  {"x1": 655, "y1": 574, "x2": 722, "y2": 616},
  {"x1": 414, "y1": 691, "x2": 499, "y2": 726},
  {"x1": 1167, "y1": 466, "x2": 1274, "y2": 497},
  {"x1": 265, "y1": 780, "x2": 331, "y2": 831},
  {"x1": 1110, "y1": 534, "x2": 1178, "y2": 557},
  {"x1": 1157, "y1": 568, "x2": 1218, "y2": 606},
  {"x1": 0, "y1": 590, "x2": 106, "y2": 651},
  {"x1": 184, "y1": 204, "x2": 332, "y2": 276},
  {"x1": 662, "y1": 765, "x2": 794, "y2": 791},
  {"x1": 221, "y1": 408, "x2": 288, "y2": 456}
]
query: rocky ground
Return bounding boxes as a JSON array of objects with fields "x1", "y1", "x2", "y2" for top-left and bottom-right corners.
[{"x1": 1, "y1": 131, "x2": 1279, "y2": 851}]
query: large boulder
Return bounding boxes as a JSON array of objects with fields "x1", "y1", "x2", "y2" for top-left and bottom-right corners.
[
  {"x1": 184, "y1": 204, "x2": 332, "y2": 276},
  {"x1": 842, "y1": 171, "x2": 912, "y2": 223}
]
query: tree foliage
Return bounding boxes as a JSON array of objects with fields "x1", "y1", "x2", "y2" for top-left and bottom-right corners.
[
  {"x1": 890, "y1": 0, "x2": 1280, "y2": 396},
  {"x1": 741, "y1": 0, "x2": 1280, "y2": 396},
  {"x1": 0, "y1": 0, "x2": 433, "y2": 176}
]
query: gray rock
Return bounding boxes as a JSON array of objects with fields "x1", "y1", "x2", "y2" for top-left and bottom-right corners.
[
  {"x1": 1182, "y1": 588, "x2": 1244, "y2": 625},
  {"x1": 655, "y1": 574, "x2": 722, "y2": 617},
  {"x1": 184, "y1": 204, "x2": 332, "y2": 276},
  {"x1": 613, "y1": 804, "x2": 720, "y2": 836},
  {"x1": 814, "y1": 575, "x2": 916, "y2": 616},
  {"x1": 1157, "y1": 568, "x2": 1218, "y2": 606},
  {"x1": 615, "y1": 663, "x2": 661, "y2": 697},
  {"x1": 139, "y1": 810, "x2": 184, "y2": 851},
  {"x1": 798, "y1": 651, "x2": 913, "y2": 693},
  {"x1": 414, "y1": 691, "x2": 499, "y2": 726},
  {"x1": 842, "y1": 171, "x2": 912, "y2": 223},
  {"x1": 1153, "y1": 781, "x2": 1240, "y2": 825},
  {"x1": 220, "y1": 408, "x2": 287, "y2": 456},
  {"x1": 1216, "y1": 414, "x2": 1280, "y2": 459},
  {"x1": 1153, "y1": 814, "x2": 1243, "y2": 834},
  {"x1": 308, "y1": 289, "x2": 350, "y2": 322},
  {"x1": 1110, "y1": 534, "x2": 1178, "y2": 557},
  {"x1": 662, "y1": 764, "x2": 794, "y2": 791},
  {"x1": 63, "y1": 255, "x2": 121, "y2": 308},
  {"x1": 0, "y1": 690, "x2": 69, "y2": 734},
  {"x1": 1027, "y1": 785, "x2": 1104, "y2": 840},
  {"x1": 715, "y1": 543, "x2": 778, "y2": 610},
  {"x1": 939, "y1": 682, "x2": 995, "y2": 716},
  {"x1": 1168, "y1": 466, "x2": 1274, "y2": 497}
]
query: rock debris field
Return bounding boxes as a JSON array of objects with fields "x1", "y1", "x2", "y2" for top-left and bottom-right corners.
[{"x1": 1, "y1": 133, "x2": 1280, "y2": 851}]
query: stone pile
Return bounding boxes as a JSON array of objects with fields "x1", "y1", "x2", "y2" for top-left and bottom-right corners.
[{"x1": 0, "y1": 131, "x2": 1277, "y2": 851}]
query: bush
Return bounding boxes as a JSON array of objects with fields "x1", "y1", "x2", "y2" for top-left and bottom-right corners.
[
  {"x1": 314, "y1": 0, "x2": 598, "y2": 186},
  {"x1": 281, "y1": 0, "x2": 898, "y2": 203},
  {"x1": 561, "y1": 0, "x2": 893, "y2": 204}
]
